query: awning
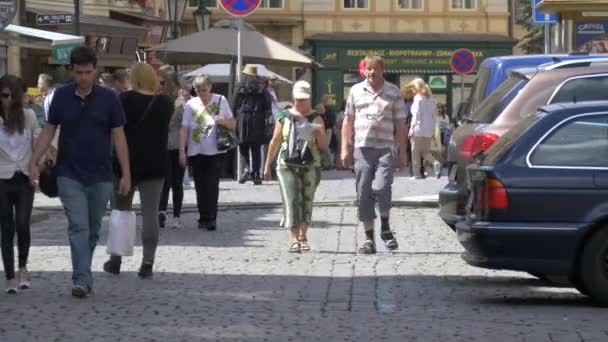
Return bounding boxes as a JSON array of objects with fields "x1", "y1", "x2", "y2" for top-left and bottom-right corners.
[{"x1": 3, "y1": 24, "x2": 84, "y2": 46}]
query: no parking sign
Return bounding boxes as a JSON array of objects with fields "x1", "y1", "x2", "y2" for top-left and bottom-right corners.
[
  {"x1": 450, "y1": 49, "x2": 477, "y2": 75},
  {"x1": 220, "y1": 0, "x2": 262, "y2": 17}
]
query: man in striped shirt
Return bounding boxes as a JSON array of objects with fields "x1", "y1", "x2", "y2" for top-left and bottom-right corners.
[{"x1": 341, "y1": 55, "x2": 408, "y2": 254}]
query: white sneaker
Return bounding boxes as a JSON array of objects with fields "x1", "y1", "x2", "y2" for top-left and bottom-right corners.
[
  {"x1": 5, "y1": 278, "x2": 17, "y2": 294},
  {"x1": 17, "y1": 268, "x2": 30, "y2": 290},
  {"x1": 169, "y1": 217, "x2": 183, "y2": 229},
  {"x1": 433, "y1": 161, "x2": 442, "y2": 179}
]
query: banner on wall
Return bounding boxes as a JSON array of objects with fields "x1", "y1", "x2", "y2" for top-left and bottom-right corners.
[{"x1": 576, "y1": 21, "x2": 608, "y2": 53}]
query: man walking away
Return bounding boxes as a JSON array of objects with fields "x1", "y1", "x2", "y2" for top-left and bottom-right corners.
[
  {"x1": 29, "y1": 46, "x2": 131, "y2": 298},
  {"x1": 341, "y1": 55, "x2": 408, "y2": 254}
]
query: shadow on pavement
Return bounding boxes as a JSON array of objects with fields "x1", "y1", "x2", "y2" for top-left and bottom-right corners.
[{"x1": 0, "y1": 272, "x2": 597, "y2": 341}]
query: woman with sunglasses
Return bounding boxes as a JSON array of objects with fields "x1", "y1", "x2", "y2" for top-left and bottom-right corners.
[{"x1": 0, "y1": 75, "x2": 40, "y2": 293}]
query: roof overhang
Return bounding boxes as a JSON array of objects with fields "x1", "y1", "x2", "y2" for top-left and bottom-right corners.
[
  {"x1": 3, "y1": 24, "x2": 84, "y2": 46},
  {"x1": 538, "y1": 0, "x2": 608, "y2": 13}
]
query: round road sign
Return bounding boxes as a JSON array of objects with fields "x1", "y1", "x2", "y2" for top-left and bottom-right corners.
[
  {"x1": 0, "y1": 0, "x2": 17, "y2": 30},
  {"x1": 450, "y1": 49, "x2": 477, "y2": 75},
  {"x1": 220, "y1": 0, "x2": 262, "y2": 17}
]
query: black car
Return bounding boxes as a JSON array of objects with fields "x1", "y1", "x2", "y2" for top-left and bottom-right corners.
[{"x1": 456, "y1": 101, "x2": 608, "y2": 305}]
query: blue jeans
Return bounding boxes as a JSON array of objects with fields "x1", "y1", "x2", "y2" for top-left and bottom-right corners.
[{"x1": 57, "y1": 176, "x2": 113, "y2": 287}]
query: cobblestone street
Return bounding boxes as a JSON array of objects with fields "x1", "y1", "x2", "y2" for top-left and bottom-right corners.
[{"x1": 2, "y1": 175, "x2": 608, "y2": 341}]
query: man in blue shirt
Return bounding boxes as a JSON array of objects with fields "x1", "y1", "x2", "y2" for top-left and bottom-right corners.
[{"x1": 29, "y1": 46, "x2": 131, "y2": 298}]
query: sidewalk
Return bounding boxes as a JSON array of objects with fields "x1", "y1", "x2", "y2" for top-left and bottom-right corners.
[{"x1": 32, "y1": 170, "x2": 445, "y2": 211}]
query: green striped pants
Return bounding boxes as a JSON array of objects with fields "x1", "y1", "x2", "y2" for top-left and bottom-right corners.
[{"x1": 277, "y1": 164, "x2": 321, "y2": 228}]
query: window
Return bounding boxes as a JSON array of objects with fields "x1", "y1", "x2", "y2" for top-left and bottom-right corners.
[
  {"x1": 469, "y1": 76, "x2": 528, "y2": 124},
  {"x1": 188, "y1": 0, "x2": 217, "y2": 7},
  {"x1": 452, "y1": 0, "x2": 476, "y2": 9},
  {"x1": 261, "y1": 0, "x2": 282, "y2": 8},
  {"x1": 530, "y1": 114, "x2": 608, "y2": 167},
  {"x1": 344, "y1": 0, "x2": 369, "y2": 9},
  {"x1": 398, "y1": 0, "x2": 423, "y2": 9},
  {"x1": 550, "y1": 76, "x2": 608, "y2": 104}
]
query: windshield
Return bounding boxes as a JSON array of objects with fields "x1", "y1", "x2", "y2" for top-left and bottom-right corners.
[
  {"x1": 468, "y1": 76, "x2": 528, "y2": 124},
  {"x1": 468, "y1": 65, "x2": 491, "y2": 113}
]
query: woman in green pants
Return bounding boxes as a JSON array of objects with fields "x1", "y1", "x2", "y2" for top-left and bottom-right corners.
[{"x1": 264, "y1": 81, "x2": 326, "y2": 253}]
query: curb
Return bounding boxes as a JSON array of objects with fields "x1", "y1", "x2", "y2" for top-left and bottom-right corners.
[{"x1": 32, "y1": 198, "x2": 438, "y2": 215}]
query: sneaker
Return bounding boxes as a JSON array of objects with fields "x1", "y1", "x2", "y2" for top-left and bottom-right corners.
[
  {"x1": 357, "y1": 240, "x2": 376, "y2": 255},
  {"x1": 17, "y1": 269, "x2": 30, "y2": 289},
  {"x1": 103, "y1": 259, "x2": 121, "y2": 275},
  {"x1": 158, "y1": 212, "x2": 166, "y2": 229},
  {"x1": 434, "y1": 161, "x2": 442, "y2": 179},
  {"x1": 138, "y1": 262, "x2": 153, "y2": 279},
  {"x1": 71, "y1": 285, "x2": 92, "y2": 298},
  {"x1": 5, "y1": 278, "x2": 17, "y2": 294},
  {"x1": 381, "y1": 231, "x2": 399, "y2": 251},
  {"x1": 252, "y1": 175, "x2": 262, "y2": 185},
  {"x1": 238, "y1": 171, "x2": 250, "y2": 184},
  {"x1": 206, "y1": 220, "x2": 217, "y2": 231},
  {"x1": 170, "y1": 217, "x2": 183, "y2": 229}
]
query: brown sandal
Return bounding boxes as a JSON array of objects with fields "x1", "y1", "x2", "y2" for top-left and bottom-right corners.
[
  {"x1": 299, "y1": 239, "x2": 310, "y2": 252},
  {"x1": 289, "y1": 242, "x2": 301, "y2": 253}
]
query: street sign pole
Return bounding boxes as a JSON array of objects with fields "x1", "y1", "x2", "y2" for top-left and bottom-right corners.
[
  {"x1": 73, "y1": 0, "x2": 80, "y2": 36},
  {"x1": 236, "y1": 17, "x2": 242, "y2": 182},
  {"x1": 544, "y1": 23, "x2": 551, "y2": 54},
  {"x1": 461, "y1": 75, "x2": 465, "y2": 106}
]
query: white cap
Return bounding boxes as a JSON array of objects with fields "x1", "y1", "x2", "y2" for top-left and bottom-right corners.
[{"x1": 292, "y1": 80, "x2": 311, "y2": 99}]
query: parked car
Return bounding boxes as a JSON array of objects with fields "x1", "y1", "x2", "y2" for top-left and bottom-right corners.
[
  {"x1": 456, "y1": 101, "x2": 608, "y2": 305},
  {"x1": 457, "y1": 53, "x2": 606, "y2": 121},
  {"x1": 440, "y1": 59, "x2": 608, "y2": 230}
]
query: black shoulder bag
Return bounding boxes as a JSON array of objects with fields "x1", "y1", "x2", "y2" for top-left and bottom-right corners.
[{"x1": 214, "y1": 96, "x2": 239, "y2": 152}]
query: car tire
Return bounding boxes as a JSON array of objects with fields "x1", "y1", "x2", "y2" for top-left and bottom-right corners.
[{"x1": 580, "y1": 228, "x2": 608, "y2": 306}]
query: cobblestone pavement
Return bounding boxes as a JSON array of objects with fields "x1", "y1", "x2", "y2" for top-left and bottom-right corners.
[{"x1": 2, "y1": 206, "x2": 608, "y2": 341}]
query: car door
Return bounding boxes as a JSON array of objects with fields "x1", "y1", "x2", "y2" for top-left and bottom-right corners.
[{"x1": 512, "y1": 113, "x2": 608, "y2": 223}]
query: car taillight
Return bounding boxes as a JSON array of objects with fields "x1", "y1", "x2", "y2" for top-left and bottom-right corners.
[
  {"x1": 460, "y1": 133, "x2": 500, "y2": 159},
  {"x1": 477, "y1": 178, "x2": 509, "y2": 209}
]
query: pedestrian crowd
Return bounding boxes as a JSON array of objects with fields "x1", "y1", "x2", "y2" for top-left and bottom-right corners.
[{"x1": 0, "y1": 47, "x2": 446, "y2": 297}]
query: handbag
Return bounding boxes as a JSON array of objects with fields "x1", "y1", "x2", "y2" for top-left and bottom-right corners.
[
  {"x1": 213, "y1": 96, "x2": 239, "y2": 151},
  {"x1": 113, "y1": 95, "x2": 157, "y2": 178},
  {"x1": 106, "y1": 209, "x2": 136, "y2": 256}
]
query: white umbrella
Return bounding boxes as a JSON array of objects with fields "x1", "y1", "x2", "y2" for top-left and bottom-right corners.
[{"x1": 184, "y1": 63, "x2": 292, "y2": 84}]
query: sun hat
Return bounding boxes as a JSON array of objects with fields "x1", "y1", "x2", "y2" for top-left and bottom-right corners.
[
  {"x1": 292, "y1": 80, "x2": 311, "y2": 99},
  {"x1": 242, "y1": 65, "x2": 258, "y2": 76}
]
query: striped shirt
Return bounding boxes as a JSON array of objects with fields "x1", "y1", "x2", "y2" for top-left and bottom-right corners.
[{"x1": 345, "y1": 80, "x2": 406, "y2": 149}]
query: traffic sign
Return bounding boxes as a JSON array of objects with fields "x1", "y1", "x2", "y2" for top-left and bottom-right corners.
[
  {"x1": 220, "y1": 0, "x2": 262, "y2": 17},
  {"x1": 36, "y1": 14, "x2": 74, "y2": 26},
  {"x1": 533, "y1": 0, "x2": 557, "y2": 24},
  {"x1": 0, "y1": 0, "x2": 17, "y2": 30},
  {"x1": 450, "y1": 49, "x2": 476, "y2": 75}
]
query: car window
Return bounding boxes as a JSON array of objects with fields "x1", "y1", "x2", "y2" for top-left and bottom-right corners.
[
  {"x1": 483, "y1": 114, "x2": 541, "y2": 165},
  {"x1": 530, "y1": 114, "x2": 608, "y2": 167},
  {"x1": 551, "y1": 76, "x2": 608, "y2": 103},
  {"x1": 468, "y1": 65, "x2": 490, "y2": 112},
  {"x1": 469, "y1": 76, "x2": 527, "y2": 124}
]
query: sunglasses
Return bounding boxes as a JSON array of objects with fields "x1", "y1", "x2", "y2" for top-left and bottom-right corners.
[{"x1": 1, "y1": 93, "x2": 11, "y2": 99}]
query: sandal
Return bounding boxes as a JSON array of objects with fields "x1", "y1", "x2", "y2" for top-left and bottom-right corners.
[
  {"x1": 289, "y1": 241, "x2": 301, "y2": 253},
  {"x1": 299, "y1": 239, "x2": 311, "y2": 252}
]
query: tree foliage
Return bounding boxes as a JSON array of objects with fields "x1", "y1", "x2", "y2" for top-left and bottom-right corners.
[{"x1": 516, "y1": 0, "x2": 544, "y2": 54}]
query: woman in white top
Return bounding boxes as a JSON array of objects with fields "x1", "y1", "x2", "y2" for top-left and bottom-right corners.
[
  {"x1": 0, "y1": 75, "x2": 40, "y2": 294},
  {"x1": 408, "y1": 78, "x2": 442, "y2": 179},
  {"x1": 179, "y1": 75, "x2": 235, "y2": 231}
]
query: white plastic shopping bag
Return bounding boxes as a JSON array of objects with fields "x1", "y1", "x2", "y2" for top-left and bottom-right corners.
[{"x1": 106, "y1": 210, "x2": 136, "y2": 256}]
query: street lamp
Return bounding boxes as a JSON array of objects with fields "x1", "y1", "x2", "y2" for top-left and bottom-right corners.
[
  {"x1": 167, "y1": 0, "x2": 187, "y2": 39},
  {"x1": 193, "y1": 0, "x2": 212, "y2": 32}
]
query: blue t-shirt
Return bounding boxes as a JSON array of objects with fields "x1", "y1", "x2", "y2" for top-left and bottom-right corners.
[{"x1": 48, "y1": 84, "x2": 126, "y2": 185}]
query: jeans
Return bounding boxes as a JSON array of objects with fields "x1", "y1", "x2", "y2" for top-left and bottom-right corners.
[
  {"x1": 189, "y1": 154, "x2": 224, "y2": 223},
  {"x1": 0, "y1": 173, "x2": 34, "y2": 280},
  {"x1": 354, "y1": 148, "x2": 396, "y2": 222},
  {"x1": 159, "y1": 150, "x2": 185, "y2": 218},
  {"x1": 57, "y1": 176, "x2": 113, "y2": 287}
]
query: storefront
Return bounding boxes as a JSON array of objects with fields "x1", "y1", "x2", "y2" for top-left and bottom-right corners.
[{"x1": 306, "y1": 33, "x2": 514, "y2": 115}]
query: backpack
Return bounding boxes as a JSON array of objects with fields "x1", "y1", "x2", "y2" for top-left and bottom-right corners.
[{"x1": 283, "y1": 112, "x2": 319, "y2": 166}]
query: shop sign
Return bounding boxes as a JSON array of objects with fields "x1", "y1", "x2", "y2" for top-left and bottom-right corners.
[
  {"x1": 36, "y1": 14, "x2": 73, "y2": 26},
  {"x1": 0, "y1": 0, "x2": 17, "y2": 30},
  {"x1": 576, "y1": 21, "x2": 608, "y2": 53},
  {"x1": 337, "y1": 48, "x2": 488, "y2": 70},
  {"x1": 52, "y1": 43, "x2": 81, "y2": 64}
]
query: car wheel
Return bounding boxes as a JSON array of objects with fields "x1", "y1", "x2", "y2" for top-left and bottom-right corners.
[{"x1": 580, "y1": 228, "x2": 608, "y2": 306}]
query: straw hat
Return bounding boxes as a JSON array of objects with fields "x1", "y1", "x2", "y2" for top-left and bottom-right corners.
[{"x1": 242, "y1": 65, "x2": 258, "y2": 76}]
